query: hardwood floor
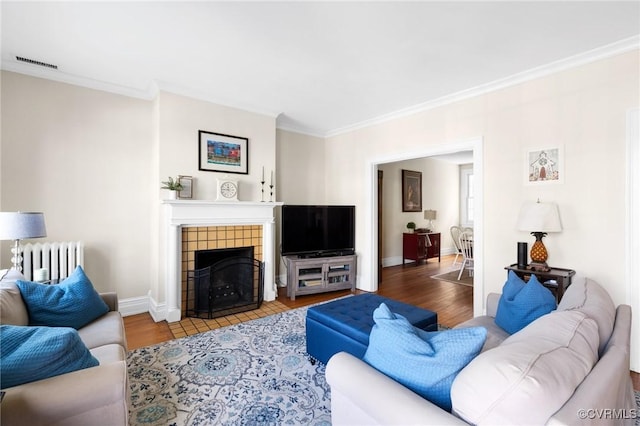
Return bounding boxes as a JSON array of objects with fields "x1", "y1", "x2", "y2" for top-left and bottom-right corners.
[
  {"x1": 122, "y1": 311, "x2": 175, "y2": 350},
  {"x1": 123, "y1": 254, "x2": 639, "y2": 391},
  {"x1": 123, "y1": 254, "x2": 471, "y2": 350}
]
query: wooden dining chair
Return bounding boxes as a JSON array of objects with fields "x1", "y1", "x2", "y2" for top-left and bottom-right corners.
[
  {"x1": 457, "y1": 230, "x2": 474, "y2": 280},
  {"x1": 450, "y1": 226, "x2": 463, "y2": 267}
]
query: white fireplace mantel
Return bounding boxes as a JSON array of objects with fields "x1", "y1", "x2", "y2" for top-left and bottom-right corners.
[{"x1": 162, "y1": 200, "x2": 283, "y2": 323}]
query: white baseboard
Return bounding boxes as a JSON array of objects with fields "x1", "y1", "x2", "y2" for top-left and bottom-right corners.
[
  {"x1": 118, "y1": 291, "x2": 167, "y2": 323},
  {"x1": 118, "y1": 295, "x2": 150, "y2": 317},
  {"x1": 148, "y1": 296, "x2": 166, "y2": 322},
  {"x1": 382, "y1": 256, "x2": 404, "y2": 267}
]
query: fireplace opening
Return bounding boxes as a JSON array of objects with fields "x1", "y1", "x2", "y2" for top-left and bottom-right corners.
[
  {"x1": 186, "y1": 246, "x2": 264, "y2": 319},
  {"x1": 195, "y1": 247, "x2": 254, "y2": 270}
]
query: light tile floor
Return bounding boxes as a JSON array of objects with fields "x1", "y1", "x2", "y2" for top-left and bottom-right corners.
[{"x1": 168, "y1": 299, "x2": 290, "y2": 339}]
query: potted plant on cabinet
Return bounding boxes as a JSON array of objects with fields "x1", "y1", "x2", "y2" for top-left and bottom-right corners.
[
  {"x1": 406, "y1": 222, "x2": 416, "y2": 233},
  {"x1": 161, "y1": 176, "x2": 183, "y2": 199}
]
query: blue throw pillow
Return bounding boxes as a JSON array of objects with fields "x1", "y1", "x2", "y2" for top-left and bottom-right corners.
[
  {"x1": 363, "y1": 303, "x2": 486, "y2": 411},
  {"x1": 495, "y1": 271, "x2": 557, "y2": 334},
  {"x1": 17, "y1": 266, "x2": 109, "y2": 329},
  {"x1": 0, "y1": 325, "x2": 99, "y2": 389}
]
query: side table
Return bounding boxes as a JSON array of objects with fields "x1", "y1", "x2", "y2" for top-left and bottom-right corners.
[
  {"x1": 402, "y1": 232, "x2": 441, "y2": 266},
  {"x1": 504, "y1": 264, "x2": 576, "y2": 303}
]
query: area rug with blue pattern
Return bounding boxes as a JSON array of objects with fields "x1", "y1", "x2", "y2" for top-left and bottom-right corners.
[{"x1": 127, "y1": 305, "x2": 330, "y2": 426}]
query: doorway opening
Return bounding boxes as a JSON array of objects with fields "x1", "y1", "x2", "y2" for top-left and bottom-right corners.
[{"x1": 369, "y1": 137, "x2": 484, "y2": 316}]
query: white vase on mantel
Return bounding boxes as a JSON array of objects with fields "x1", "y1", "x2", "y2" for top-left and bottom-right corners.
[{"x1": 167, "y1": 190, "x2": 177, "y2": 200}]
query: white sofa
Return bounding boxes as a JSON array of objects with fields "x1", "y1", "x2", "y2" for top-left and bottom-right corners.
[
  {"x1": 0, "y1": 279, "x2": 129, "y2": 426},
  {"x1": 326, "y1": 277, "x2": 636, "y2": 425}
]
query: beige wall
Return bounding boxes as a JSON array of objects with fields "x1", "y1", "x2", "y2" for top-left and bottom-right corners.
[
  {"x1": 158, "y1": 92, "x2": 276, "y2": 203},
  {"x1": 0, "y1": 71, "x2": 155, "y2": 299},
  {"x1": 0, "y1": 72, "x2": 277, "y2": 308},
  {"x1": 323, "y1": 50, "x2": 639, "y2": 312},
  {"x1": 276, "y1": 129, "x2": 326, "y2": 204}
]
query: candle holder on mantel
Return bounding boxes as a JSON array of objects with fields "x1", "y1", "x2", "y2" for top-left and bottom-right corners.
[
  {"x1": 270, "y1": 184, "x2": 274, "y2": 202},
  {"x1": 261, "y1": 179, "x2": 266, "y2": 202}
]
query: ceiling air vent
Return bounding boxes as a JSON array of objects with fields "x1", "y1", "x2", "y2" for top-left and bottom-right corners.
[{"x1": 16, "y1": 56, "x2": 58, "y2": 70}]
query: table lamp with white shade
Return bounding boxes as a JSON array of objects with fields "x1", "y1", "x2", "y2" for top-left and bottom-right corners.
[
  {"x1": 516, "y1": 201, "x2": 562, "y2": 271},
  {"x1": 424, "y1": 209, "x2": 437, "y2": 231},
  {"x1": 0, "y1": 212, "x2": 47, "y2": 276}
]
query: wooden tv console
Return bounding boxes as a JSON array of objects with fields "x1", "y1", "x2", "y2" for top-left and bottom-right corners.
[{"x1": 284, "y1": 254, "x2": 356, "y2": 300}]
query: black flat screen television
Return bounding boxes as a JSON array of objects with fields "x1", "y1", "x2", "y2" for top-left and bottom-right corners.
[{"x1": 281, "y1": 205, "x2": 355, "y2": 257}]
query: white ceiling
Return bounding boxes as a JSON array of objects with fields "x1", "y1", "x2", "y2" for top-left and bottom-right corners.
[{"x1": 2, "y1": 1, "x2": 639, "y2": 137}]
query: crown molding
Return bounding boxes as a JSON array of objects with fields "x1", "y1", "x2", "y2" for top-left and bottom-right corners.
[
  {"x1": 1, "y1": 59, "x2": 159, "y2": 100},
  {"x1": 0, "y1": 60, "x2": 279, "y2": 120},
  {"x1": 156, "y1": 81, "x2": 280, "y2": 120},
  {"x1": 324, "y1": 35, "x2": 640, "y2": 139},
  {"x1": 274, "y1": 121, "x2": 326, "y2": 139},
  {"x1": 3, "y1": 35, "x2": 638, "y2": 139}
]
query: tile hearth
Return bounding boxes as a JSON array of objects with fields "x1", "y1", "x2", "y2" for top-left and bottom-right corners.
[{"x1": 168, "y1": 299, "x2": 289, "y2": 339}]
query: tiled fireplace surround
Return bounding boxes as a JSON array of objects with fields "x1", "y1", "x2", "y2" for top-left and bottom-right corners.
[
  {"x1": 180, "y1": 224, "x2": 263, "y2": 316},
  {"x1": 163, "y1": 200, "x2": 281, "y2": 323}
]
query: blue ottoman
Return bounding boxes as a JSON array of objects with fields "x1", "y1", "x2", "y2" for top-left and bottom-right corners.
[{"x1": 305, "y1": 293, "x2": 438, "y2": 364}]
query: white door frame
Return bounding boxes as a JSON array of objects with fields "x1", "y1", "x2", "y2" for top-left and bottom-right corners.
[{"x1": 626, "y1": 108, "x2": 639, "y2": 372}]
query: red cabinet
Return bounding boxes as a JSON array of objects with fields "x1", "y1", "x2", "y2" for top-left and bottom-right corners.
[{"x1": 403, "y1": 232, "x2": 441, "y2": 265}]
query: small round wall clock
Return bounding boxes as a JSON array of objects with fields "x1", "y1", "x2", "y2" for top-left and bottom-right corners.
[{"x1": 216, "y1": 179, "x2": 238, "y2": 201}]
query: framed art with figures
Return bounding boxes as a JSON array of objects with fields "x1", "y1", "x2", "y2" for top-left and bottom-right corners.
[{"x1": 402, "y1": 169, "x2": 422, "y2": 212}]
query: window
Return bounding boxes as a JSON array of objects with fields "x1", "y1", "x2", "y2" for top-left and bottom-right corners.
[{"x1": 460, "y1": 165, "x2": 474, "y2": 227}]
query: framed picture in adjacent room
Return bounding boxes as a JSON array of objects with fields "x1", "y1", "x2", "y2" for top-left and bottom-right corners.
[
  {"x1": 402, "y1": 169, "x2": 422, "y2": 212},
  {"x1": 198, "y1": 130, "x2": 249, "y2": 174},
  {"x1": 525, "y1": 146, "x2": 564, "y2": 185},
  {"x1": 178, "y1": 175, "x2": 193, "y2": 199}
]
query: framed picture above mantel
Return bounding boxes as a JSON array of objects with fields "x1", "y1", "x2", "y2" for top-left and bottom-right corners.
[
  {"x1": 198, "y1": 130, "x2": 249, "y2": 174},
  {"x1": 402, "y1": 169, "x2": 422, "y2": 212}
]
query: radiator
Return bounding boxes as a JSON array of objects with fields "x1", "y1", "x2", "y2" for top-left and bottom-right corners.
[{"x1": 21, "y1": 241, "x2": 84, "y2": 281}]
